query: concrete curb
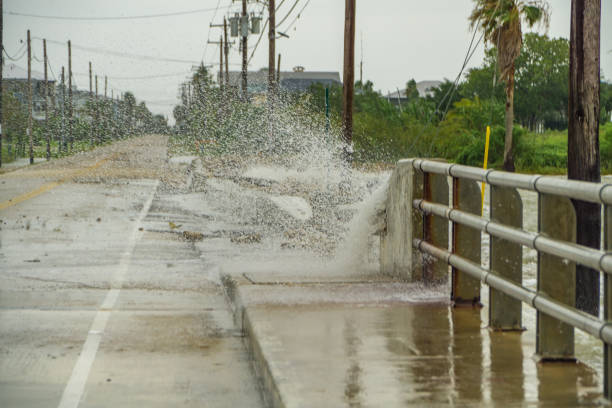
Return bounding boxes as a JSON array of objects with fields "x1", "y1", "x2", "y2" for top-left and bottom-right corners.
[{"x1": 221, "y1": 273, "x2": 288, "y2": 408}]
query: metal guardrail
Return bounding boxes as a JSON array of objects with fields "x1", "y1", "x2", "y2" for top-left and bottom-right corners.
[{"x1": 400, "y1": 158, "x2": 612, "y2": 399}]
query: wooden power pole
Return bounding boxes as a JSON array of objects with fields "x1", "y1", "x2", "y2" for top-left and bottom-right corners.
[
  {"x1": 360, "y1": 31, "x2": 363, "y2": 85},
  {"x1": 224, "y1": 18, "x2": 229, "y2": 89},
  {"x1": 89, "y1": 61, "x2": 94, "y2": 145},
  {"x1": 268, "y1": 0, "x2": 275, "y2": 97},
  {"x1": 44, "y1": 39, "x2": 50, "y2": 160},
  {"x1": 241, "y1": 0, "x2": 248, "y2": 97},
  {"x1": 95, "y1": 74, "x2": 98, "y2": 144},
  {"x1": 219, "y1": 35, "x2": 224, "y2": 90},
  {"x1": 0, "y1": 0, "x2": 3, "y2": 168},
  {"x1": 60, "y1": 66, "x2": 65, "y2": 154},
  {"x1": 277, "y1": 53, "x2": 281, "y2": 83},
  {"x1": 68, "y1": 40, "x2": 73, "y2": 151},
  {"x1": 342, "y1": 0, "x2": 356, "y2": 146},
  {"x1": 27, "y1": 29, "x2": 33, "y2": 164},
  {"x1": 568, "y1": 0, "x2": 602, "y2": 316}
]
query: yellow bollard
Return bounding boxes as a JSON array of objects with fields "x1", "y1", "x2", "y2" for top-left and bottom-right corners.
[{"x1": 481, "y1": 126, "x2": 491, "y2": 215}]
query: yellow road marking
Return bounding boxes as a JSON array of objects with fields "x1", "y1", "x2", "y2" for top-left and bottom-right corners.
[{"x1": 0, "y1": 156, "x2": 112, "y2": 211}]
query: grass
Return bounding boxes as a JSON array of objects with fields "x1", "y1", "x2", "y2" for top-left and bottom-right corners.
[{"x1": 516, "y1": 129, "x2": 568, "y2": 174}]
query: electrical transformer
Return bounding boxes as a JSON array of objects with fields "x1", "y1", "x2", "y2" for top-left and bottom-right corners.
[
  {"x1": 230, "y1": 13, "x2": 240, "y2": 37},
  {"x1": 251, "y1": 14, "x2": 262, "y2": 34}
]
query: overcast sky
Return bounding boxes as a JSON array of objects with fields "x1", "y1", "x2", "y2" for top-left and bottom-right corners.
[{"x1": 4, "y1": 0, "x2": 612, "y2": 124}]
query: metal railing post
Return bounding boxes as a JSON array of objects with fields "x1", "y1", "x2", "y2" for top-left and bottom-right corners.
[
  {"x1": 537, "y1": 193, "x2": 576, "y2": 360},
  {"x1": 423, "y1": 170, "x2": 449, "y2": 283},
  {"x1": 489, "y1": 185, "x2": 523, "y2": 329},
  {"x1": 451, "y1": 177, "x2": 481, "y2": 304},
  {"x1": 605, "y1": 204, "x2": 612, "y2": 398}
]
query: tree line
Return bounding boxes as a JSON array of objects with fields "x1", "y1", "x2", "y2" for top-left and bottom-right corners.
[{"x1": 1, "y1": 83, "x2": 169, "y2": 164}]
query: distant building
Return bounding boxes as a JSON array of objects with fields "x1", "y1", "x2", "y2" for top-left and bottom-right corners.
[
  {"x1": 3, "y1": 62, "x2": 111, "y2": 120},
  {"x1": 385, "y1": 80, "x2": 442, "y2": 105},
  {"x1": 3, "y1": 63, "x2": 56, "y2": 120},
  {"x1": 222, "y1": 66, "x2": 342, "y2": 94}
]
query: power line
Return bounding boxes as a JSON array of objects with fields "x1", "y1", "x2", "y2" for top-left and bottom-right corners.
[
  {"x1": 47, "y1": 58, "x2": 58, "y2": 81},
  {"x1": 247, "y1": 0, "x2": 305, "y2": 65},
  {"x1": 3, "y1": 6, "x2": 233, "y2": 21},
  {"x1": 37, "y1": 37, "x2": 200, "y2": 64},
  {"x1": 422, "y1": 0, "x2": 502, "y2": 156},
  {"x1": 201, "y1": 0, "x2": 225, "y2": 64},
  {"x1": 2, "y1": 44, "x2": 27, "y2": 61},
  {"x1": 276, "y1": 0, "x2": 300, "y2": 27},
  {"x1": 106, "y1": 72, "x2": 193, "y2": 80},
  {"x1": 73, "y1": 71, "x2": 194, "y2": 80},
  {"x1": 282, "y1": 0, "x2": 311, "y2": 32}
]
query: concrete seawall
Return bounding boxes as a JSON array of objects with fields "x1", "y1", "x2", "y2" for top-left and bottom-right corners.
[{"x1": 379, "y1": 159, "x2": 420, "y2": 280}]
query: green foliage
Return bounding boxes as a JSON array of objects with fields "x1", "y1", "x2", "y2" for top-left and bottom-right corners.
[
  {"x1": 602, "y1": 81, "x2": 612, "y2": 124},
  {"x1": 405, "y1": 79, "x2": 419, "y2": 103},
  {"x1": 1, "y1": 82, "x2": 166, "y2": 163},
  {"x1": 462, "y1": 33, "x2": 570, "y2": 130},
  {"x1": 429, "y1": 97, "x2": 505, "y2": 166},
  {"x1": 600, "y1": 122, "x2": 612, "y2": 170}
]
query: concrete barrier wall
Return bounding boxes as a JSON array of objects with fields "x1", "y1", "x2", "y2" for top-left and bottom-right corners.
[{"x1": 379, "y1": 159, "x2": 422, "y2": 280}]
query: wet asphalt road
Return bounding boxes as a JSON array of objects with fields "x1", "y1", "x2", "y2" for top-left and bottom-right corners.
[{"x1": 0, "y1": 135, "x2": 264, "y2": 407}]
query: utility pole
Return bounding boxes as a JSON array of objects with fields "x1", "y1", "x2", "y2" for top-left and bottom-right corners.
[
  {"x1": 0, "y1": 0, "x2": 3, "y2": 168},
  {"x1": 207, "y1": 37, "x2": 230, "y2": 87},
  {"x1": 241, "y1": 0, "x2": 248, "y2": 97},
  {"x1": 342, "y1": 0, "x2": 356, "y2": 146},
  {"x1": 95, "y1": 74, "x2": 99, "y2": 144},
  {"x1": 268, "y1": 0, "x2": 275, "y2": 97},
  {"x1": 27, "y1": 29, "x2": 33, "y2": 164},
  {"x1": 89, "y1": 61, "x2": 94, "y2": 145},
  {"x1": 277, "y1": 53, "x2": 281, "y2": 83},
  {"x1": 224, "y1": 17, "x2": 229, "y2": 89},
  {"x1": 44, "y1": 39, "x2": 50, "y2": 160},
  {"x1": 104, "y1": 76, "x2": 107, "y2": 98},
  {"x1": 60, "y1": 67, "x2": 65, "y2": 154},
  {"x1": 360, "y1": 31, "x2": 363, "y2": 85},
  {"x1": 68, "y1": 40, "x2": 73, "y2": 151},
  {"x1": 219, "y1": 35, "x2": 224, "y2": 89},
  {"x1": 568, "y1": 0, "x2": 602, "y2": 316}
]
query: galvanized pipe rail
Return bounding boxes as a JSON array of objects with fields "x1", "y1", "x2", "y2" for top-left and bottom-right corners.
[
  {"x1": 415, "y1": 159, "x2": 612, "y2": 204},
  {"x1": 396, "y1": 158, "x2": 612, "y2": 399},
  {"x1": 414, "y1": 199, "x2": 612, "y2": 275},
  {"x1": 414, "y1": 239, "x2": 612, "y2": 344}
]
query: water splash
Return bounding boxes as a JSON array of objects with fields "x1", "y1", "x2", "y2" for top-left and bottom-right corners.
[{"x1": 174, "y1": 88, "x2": 391, "y2": 277}]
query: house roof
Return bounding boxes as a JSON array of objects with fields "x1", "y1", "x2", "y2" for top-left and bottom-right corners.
[
  {"x1": 3, "y1": 62, "x2": 53, "y2": 82},
  {"x1": 385, "y1": 80, "x2": 442, "y2": 99},
  {"x1": 224, "y1": 68, "x2": 341, "y2": 90}
]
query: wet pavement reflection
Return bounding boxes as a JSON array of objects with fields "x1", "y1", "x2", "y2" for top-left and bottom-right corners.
[{"x1": 248, "y1": 302, "x2": 605, "y2": 406}]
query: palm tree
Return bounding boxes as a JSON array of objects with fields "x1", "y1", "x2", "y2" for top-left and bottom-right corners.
[{"x1": 469, "y1": 0, "x2": 549, "y2": 171}]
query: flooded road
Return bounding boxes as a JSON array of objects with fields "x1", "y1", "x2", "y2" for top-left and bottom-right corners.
[
  {"x1": 0, "y1": 134, "x2": 607, "y2": 406},
  {"x1": 0, "y1": 135, "x2": 264, "y2": 407}
]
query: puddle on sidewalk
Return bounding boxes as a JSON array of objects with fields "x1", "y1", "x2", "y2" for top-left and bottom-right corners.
[{"x1": 248, "y1": 303, "x2": 603, "y2": 407}]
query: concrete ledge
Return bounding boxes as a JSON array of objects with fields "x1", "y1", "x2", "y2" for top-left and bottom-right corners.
[
  {"x1": 380, "y1": 159, "x2": 422, "y2": 280},
  {"x1": 221, "y1": 271, "x2": 449, "y2": 408},
  {"x1": 221, "y1": 273, "x2": 287, "y2": 408},
  {"x1": 242, "y1": 308, "x2": 289, "y2": 408}
]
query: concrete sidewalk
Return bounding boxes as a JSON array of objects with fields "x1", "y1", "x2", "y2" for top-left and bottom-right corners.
[{"x1": 222, "y1": 271, "x2": 604, "y2": 407}]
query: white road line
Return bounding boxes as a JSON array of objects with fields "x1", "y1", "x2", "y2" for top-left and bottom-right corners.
[{"x1": 57, "y1": 180, "x2": 159, "y2": 408}]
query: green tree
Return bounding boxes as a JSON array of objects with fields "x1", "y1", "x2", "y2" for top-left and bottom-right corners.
[
  {"x1": 514, "y1": 33, "x2": 569, "y2": 130},
  {"x1": 405, "y1": 79, "x2": 419, "y2": 102},
  {"x1": 469, "y1": 0, "x2": 550, "y2": 171},
  {"x1": 602, "y1": 81, "x2": 612, "y2": 124},
  {"x1": 463, "y1": 33, "x2": 569, "y2": 130}
]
